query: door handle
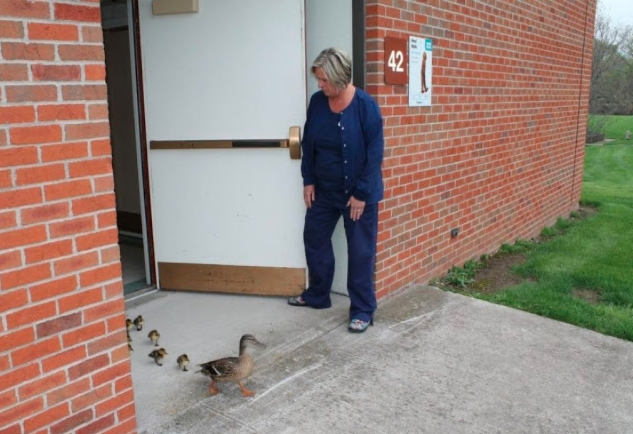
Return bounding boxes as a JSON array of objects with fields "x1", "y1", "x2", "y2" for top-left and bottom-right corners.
[{"x1": 281, "y1": 126, "x2": 301, "y2": 160}]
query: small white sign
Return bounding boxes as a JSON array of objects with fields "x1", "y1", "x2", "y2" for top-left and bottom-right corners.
[{"x1": 408, "y1": 36, "x2": 433, "y2": 107}]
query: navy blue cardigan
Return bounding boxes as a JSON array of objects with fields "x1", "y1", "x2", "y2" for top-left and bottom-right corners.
[{"x1": 300, "y1": 89, "x2": 384, "y2": 204}]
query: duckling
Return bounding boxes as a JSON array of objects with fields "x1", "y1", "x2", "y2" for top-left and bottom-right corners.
[
  {"x1": 147, "y1": 329, "x2": 160, "y2": 347},
  {"x1": 128, "y1": 341, "x2": 134, "y2": 352},
  {"x1": 133, "y1": 315, "x2": 144, "y2": 331},
  {"x1": 197, "y1": 334, "x2": 266, "y2": 397},
  {"x1": 177, "y1": 354, "x2": 190, "y2": 372},
  {"x1": 126, "y1": 318, "x2": 134, "y2": 331},
  {"x1": 149, "y1": 348, "x2": 167, "y2": 366}
]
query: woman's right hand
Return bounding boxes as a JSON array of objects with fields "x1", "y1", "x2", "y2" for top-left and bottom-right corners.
[{"x1": 304, "y1": 185, "x2": 315, "y2": 208}]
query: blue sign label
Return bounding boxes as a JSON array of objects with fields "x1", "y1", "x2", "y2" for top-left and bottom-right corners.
[{"x1": 425, "y1": 39, "x2": 432, "y2": 51}]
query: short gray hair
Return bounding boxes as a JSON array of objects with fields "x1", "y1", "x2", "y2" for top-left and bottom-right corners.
[{"x1": 311, "y1": 48, "x2": 352, "y2": 90}]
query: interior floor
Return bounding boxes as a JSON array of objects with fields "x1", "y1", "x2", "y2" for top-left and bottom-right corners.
[{"x1": 119, "y1": 234, "x2": 147, "y2": 295}]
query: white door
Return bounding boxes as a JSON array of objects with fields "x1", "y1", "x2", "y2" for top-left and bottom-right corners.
[{"x1": 138, "y1": 0, "x2": 307, "y2": 295}]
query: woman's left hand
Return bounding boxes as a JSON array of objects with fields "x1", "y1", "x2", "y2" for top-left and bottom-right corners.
[{"x1": 347, "y1": 196, "x2": 366, "y2": 221}]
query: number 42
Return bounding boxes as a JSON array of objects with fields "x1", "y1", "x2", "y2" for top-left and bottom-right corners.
[{"x1": 388, "y1": 50, "x2": 404, "y2": 72}]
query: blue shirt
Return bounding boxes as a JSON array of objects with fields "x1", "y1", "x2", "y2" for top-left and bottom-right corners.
[{"x1": 301, "y1": 88, "x2": 384, "y2": 205}]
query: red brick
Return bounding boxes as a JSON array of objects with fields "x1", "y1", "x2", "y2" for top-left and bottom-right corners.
[
  {"x1": 70, "y1": 158, "x2": 113, "y2": 180},
  {"x1": 114, "y1": 375, "x2": 133, "y2": 394},
  {"x1": 6, "y1": 84, "x2": 58, "y2": 103},
  {"x1": 24, "y1": 403, "x2": 70, "y2": 433},
  {"x1": 82, "y1": 26, "x2": 103, "y2": 43},
  {"x1": 0, "y1": 187, "x2": 42, "y2": 209},
  {"x1": 88, "y1": 332, "x2": 125, "y2": 357},
  {"x1": 91, "y1": 138, "x2": 112, "y2": 156},
  {"x1": 59, "y1": 44, "x2": 104, "y2": 61},
  {"x1": 59, "y1": 287, "x2": 103, "y2": 315},
  {"x1": 25, "y1": 239, "x2": 74, "y2": 265},
  {"x1": 30, "y1": 275, "x2": 78, "y2": 302},
  {"x1": 83, "y1": 299, "x2": 122, "y2": 326},
  {"x1": 0, "y1": 250, "x2": 22, "y2": 272},
  {"x1": 101, "y1": 245, "x2": 121, "y2": 264},
  {"x1": 54, "y1": 252, "x2": 99, "y2": 276},
  {"x1": 0, "y1": 328, "x2": 34, "y2": 353},
  {"x1": 79, "y1": 263, "x2": 122, "y2": 288},
  {"x1": 63, "y1": 321, "x2": 105, "y2": 348},
  {"x1": 55, "y1": 3, "x2": 101, "y2": 23},
  {"x1": 0, "y1": 288, "x2": 28, "y2": 314},
  {"x1": 96, "y1": 388, "x2": 133, "y2": 417},
  {"x1": 50, "y1": 408, "x2": 93, "y2": 434},
  {"x1": 41, "y1": 142, "x2": 89, "y2": 163},
  {"x1": 76, "y1": 228, "x2": 119, "y2": 251},
  {"x1": 98, "y1": 211, "x2": 118, "y2": 229},
  {"x1": 65, "y1": 121, "x2": 110, "y2": 140},
  {"x1": 18, "y1": 370, "x2": 66, "y2": 400},
  {"x1": 0, "y1": 210, "x2": 17, "y2": 229},
  {"x1": 49, "y1": 216, "x2": 95, "y2": 238},
  {"x1": 0, "y1": 170, "x2": 11, "y2": 188},
  {"x1": 85, "y1": 65, "x2": 106, "y2": 81},
  {"x1": 104, "y1": 280, "x2": 124, "y2": 299},
  {"x1": 110, "y1": 344, "x2": 129, "y2": 363},
  {"x1": 0, "y1": 364, "x2": 40, "y2": 391},
  {"x1": 0, "y1": 1, "x2": 50, "y2": 19},
  {"x1": 0, "y1": 225, "x2": 46, "y2": 250},
  {"x1": 12, "y1": 336, "x2": 61, "y2": 366},
  {"x1": 21, "y1": 202, "x2": 68, "y2": 225},
  {"x1": 92, "y1": 360, "x2": 130, "y2": 388},
  {"x1": 38, "y1": 104, "x2": 86, "y2": 122},
  {"x1": 68, "y1": 354, "x2": 109, "y2": 381},
  {"x1": 72, "y1": 384, "x2": 111, "y2": 412},
  {"x1": 36, "y1": 312, "x2": 82, "y2": 339},
  {"x1": 103, "y1": 418, "x2": 137, "y2": 434},
  {"x1": 10, "y1": 124, "x2": 62, "y2": 145},
  {"x1": 116, "y1": 401, "x2": 136, "y2": 422},
  {"x1": 33, "y1": 64, "x2": 81, "y2": 82},
  {"x1": 7, "y1": 300, "x2": 56, "y2": 328},
  {"x1": 45, "y1": 179, "x2": 93, "y2": 201},
  {"x1": 62, "y1": 84, "x2": 107, "y2": 101},
  {"x1": 0, "y1": 20, "x2": 24, "y2": 38},
  {"x1": 0, "y1": 398, "x2": 43, "y2": 430},
  {"x1": 0, "y1": 145, "x2": 39, "y2": 167},
  {"x1": 88, "y1": 103, "x2": 109, "y2": 120},
  {"x1": 0, "y1": 424, "x2": 24, "y2": 434},
  {"x1": 76, "y1": 414, "x2": 115, "y2": 434},
  {"x1": 72, "y1": 193, "x2": 115, "y2": 215},
  {"x1": 0, "y1": 105, "x2": 34, "y2": 124},
  {"x1": 28, "y1": 23, "x2": 79, "y2": 41},
  {"x1": 42, "y1": 346, "x2": 87, "y2": 373},
  {"x1": 2, "y1": 42, "x2": 55, "y2": 61},
  {"x1": 0, "y1": 64, "x2": 29, "y2": 81},
  {"x1": 0, "y1": 389, "x2": 17, "y2": 411},
  {"x1": 47, "y1": 378, "x2": 90, "y2": 406},
  {"x1": 1, "y1": 262, "x2": 52, "y2": 291}
]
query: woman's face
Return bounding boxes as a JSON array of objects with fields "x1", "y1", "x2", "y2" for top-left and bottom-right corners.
[{"x1": 314, "y1": 67, "x2": 339, "y2": 97}]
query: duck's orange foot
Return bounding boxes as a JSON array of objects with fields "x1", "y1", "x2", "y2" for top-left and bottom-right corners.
[
  {"x1": 238, "y1": 382, "x2": 255, "y2": 397},
  {"x1": 209, "y1": 382, "x2": 220, "y2": 396}
]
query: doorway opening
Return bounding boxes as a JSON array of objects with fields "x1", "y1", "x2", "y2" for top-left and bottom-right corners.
[{"x1": 101, "y1": 0, "x2": 154, "y2": 295}]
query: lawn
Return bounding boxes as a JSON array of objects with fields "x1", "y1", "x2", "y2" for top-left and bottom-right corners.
[{"x1": 437, "y1": 115, "x2": 633, "y2": 341}]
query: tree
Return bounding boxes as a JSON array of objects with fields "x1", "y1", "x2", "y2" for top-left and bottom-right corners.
[{"x1": 588, "y1": 1, "x2": 633, "y2": 134}]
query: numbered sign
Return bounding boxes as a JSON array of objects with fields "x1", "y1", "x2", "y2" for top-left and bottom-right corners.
[{"x1": 384, "y1": 36, "x2": 408, "y2": 85}]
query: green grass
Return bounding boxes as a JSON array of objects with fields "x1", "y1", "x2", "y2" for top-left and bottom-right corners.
[
  {"x1": 442, "y1": 115, "x2": 633, "y2": 342},
  {"x1": 602, "y1": 115, "x2": 633, "y2": 142}
]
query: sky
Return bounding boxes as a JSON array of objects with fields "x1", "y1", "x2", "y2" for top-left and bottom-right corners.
[{"x1": 598, "y1": 0, "x2": 633, "y2": 28}]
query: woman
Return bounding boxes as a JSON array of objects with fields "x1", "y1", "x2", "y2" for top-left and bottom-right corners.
[{"x1": 288, "y1": 48, "x2": 384, "y2": 333}]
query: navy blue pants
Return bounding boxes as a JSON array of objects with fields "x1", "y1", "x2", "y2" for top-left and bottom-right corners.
[{"x1": 300, "y1": 195, "x2": 378, "y2": 322}]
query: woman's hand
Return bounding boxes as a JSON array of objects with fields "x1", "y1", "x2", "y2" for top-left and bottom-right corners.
[
  {"x1": 347, "y1": 196, "x2": 365, "y2": 221},
  {"x1": 304, "y1": 185, "x2": 315, "y2": 208}
]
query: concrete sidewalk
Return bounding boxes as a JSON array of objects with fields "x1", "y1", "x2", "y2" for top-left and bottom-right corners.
[{"x1": 125, "y1": 286, "x2": 633, "y2": 434}]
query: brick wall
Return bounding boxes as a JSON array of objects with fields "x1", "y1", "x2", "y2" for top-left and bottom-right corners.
[
  {"x1": 366, "y1": 0, "x2": 596, "y2": 297},
  {"x1": 0, "y1": 2, "x2": 136, "y2": 433}
]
